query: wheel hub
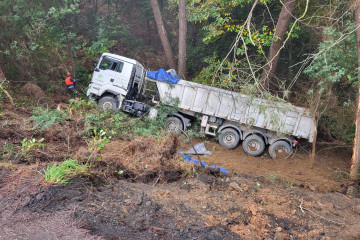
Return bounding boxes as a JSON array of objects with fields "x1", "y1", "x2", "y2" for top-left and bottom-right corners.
[
  {"x1": 168, "y1": 121, "x2": 180, "y2": 131},
  {"x1": 103, "y1": 102, "x2": 113, "y2": 109},
  {"x1": 224, "y1": 133, "x2": 235, "y2": 145},
  {"x1": 277, "y1": 148, "x2": 284, "y2": 153},
  {"x1": 248, "y1": 140, "x2": 260, "y2": 151}
]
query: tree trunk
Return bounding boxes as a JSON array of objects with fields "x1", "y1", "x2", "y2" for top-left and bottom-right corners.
[
  {"x1": 149, "y1": 0, "x2": 176, "y2": 70},
  {"x1": 178, "y1": 0, "x2": 187, "y2": 79},
  {"x1": 0, "y1": 67, "x2": 5, "y2": 80},
  {"x1": 261, "y1": 0, "x2": 296, "y2": 89},
  {"x1": 350, "y1": 3, "x2": 360, "y2": 180}
]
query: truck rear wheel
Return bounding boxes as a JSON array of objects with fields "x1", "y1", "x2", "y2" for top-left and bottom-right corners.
[
  {"x1": 165, "y1": 117, "x2": 183, "y2": 132},
  {"x1": 242, "y1": 134, "x2": 265, "y2": 156},
  {"x1": 218, "y1": 128, "x2": 240, "y2": 149},
  {"x1": 268, "y1": 141, "x2": 292, "y2": 159},
  {"x1": 98, "y1": 96, "x2": 118, "y2": 110}
]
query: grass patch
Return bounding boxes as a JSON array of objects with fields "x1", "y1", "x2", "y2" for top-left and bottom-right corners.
[
  {"x1": 43, "y1": 159, "x2": 90, "y2": 184},
  {"x1": 29, "y1": 107, "x2": 68, "y2": 130}
]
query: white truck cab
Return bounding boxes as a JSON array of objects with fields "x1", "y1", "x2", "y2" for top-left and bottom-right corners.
[{"x1": 87, "y1": 53, "x2": 146, "y2": 111}]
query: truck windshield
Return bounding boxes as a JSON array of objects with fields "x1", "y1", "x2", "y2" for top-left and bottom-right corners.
[{"x1": 99, "y1": 57, "x2": 124, "y2": 73}]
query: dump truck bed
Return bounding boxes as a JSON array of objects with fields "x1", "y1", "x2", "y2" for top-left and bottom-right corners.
[{"x1": 150, "y1": 78, "x2": 315, "y2": 142}]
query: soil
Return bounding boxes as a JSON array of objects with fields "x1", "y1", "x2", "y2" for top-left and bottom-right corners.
[
  {"x1": 21, "y1": 83, "x2": 46, "y2": 99},
  {"x1": 1, "y1": 93, "x2": 360, "y2": 239},
  {"x1": 186, "y1": 141, "x2": 352, "y2": 193}
]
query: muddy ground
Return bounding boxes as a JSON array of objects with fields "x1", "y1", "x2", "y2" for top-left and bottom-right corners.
[{"x1": 1, "y1": 93, "x2": 360, "y2": 239}]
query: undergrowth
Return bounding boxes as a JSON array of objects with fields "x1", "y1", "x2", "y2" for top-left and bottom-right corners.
[
  {"x1": 29, "y1": 107, "x2": 68, "y2": 130},
  {"x1": 85, "y1": 102, "x2": 180, "y2": 139},
  {"x1": 43, "y1": 159, "x2": 90, "y2": 184}
]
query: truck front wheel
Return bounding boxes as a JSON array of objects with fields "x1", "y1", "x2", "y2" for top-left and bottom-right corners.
[
  {"x1": 98, "y1": 96, "x2": 118, "y2": 110},
  {"x1": 242, "y1": 134, "x2": 265, "y2": 156},
  {"x1": 268, "y1": 141, "x2": 292, "y2": 159},
  {"x1": 165, "y1": 117, "x2": 183, "y2": 132},
  {"x1": 218, "y1": 128, "x2": 240, "y2": 149}
]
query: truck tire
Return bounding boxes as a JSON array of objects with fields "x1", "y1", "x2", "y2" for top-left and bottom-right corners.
[
  {"x1": 165, "y1": 117, "x2": 183, "y2": 132},
  {"x1": 218, "y1": 128, "x2": 240, "y2": 149},
  {"x1": 268, "y1": 141, "x2": 292, "y2": 159},
  {"x1": 242, "y1": 134, "x2": 265, "y2": 156},
  {"x1": 98, "y1": 96, "x2": 118, "y2": 110}
]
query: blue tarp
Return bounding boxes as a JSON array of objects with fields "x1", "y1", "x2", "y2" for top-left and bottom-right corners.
[
  {"x1": 180, "y1": 150, "x2": 229, "y2": 174},
  {"x1": 146, "y1": 69, "x2": 180, "y2": 84}
]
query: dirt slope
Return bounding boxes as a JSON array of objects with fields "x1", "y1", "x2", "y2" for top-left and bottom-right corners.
[{"x1": 1, "y1": 165, "x2": 360, "y2": 240}]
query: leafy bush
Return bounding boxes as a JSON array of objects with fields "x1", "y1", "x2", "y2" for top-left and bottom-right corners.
[
  {"x1": 83, "y1": 102, "x2": 179, "y2": 139},
  {"x1": 29, "y1": 107, "x2": 68, "y2": 130},
  {"x1": 43, "y1": 159, "x2": 90, "y2": 184},
  {"x1": 88, "y1": 129, "x2": 111, "y2": 162},
  {"x1": 121, "y1": 102, "x2": 179, "y2": 138},
  {"x1": 21, "y1": 137, "x2": 45, "y2": 162},
  {"x1": 21, "y1": 138, "x2": 44, "y2": 153},
  {"x1": 67, "y1": 98, "x2": 98, "y2": 116}
]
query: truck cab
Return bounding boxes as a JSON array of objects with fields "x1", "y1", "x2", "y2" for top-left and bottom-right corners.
[{"x1": 87, "y1": 53, "x2": 146, "y2": 109}]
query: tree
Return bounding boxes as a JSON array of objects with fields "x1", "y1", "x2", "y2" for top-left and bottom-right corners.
[
  {"x1": 261, "y1": 0, "x2": 297, "y2": 90},
  {"x1": 0, "y1": 0, "x2": 81, "y2": 83},
  {"x1": 149, "y1": 0, "x2": 176, "y2": 69},
  {"x1": 304, "y1": 1, "x2": 359, "y2": 168},
  {"x1": 350, "y1": 1, "x2": 360, "y2": 180},
  {"x1": 178, "y1": 0, "x2": 187, "y2": 78}
]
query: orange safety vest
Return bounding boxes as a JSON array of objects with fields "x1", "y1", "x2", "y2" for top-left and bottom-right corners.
[{"x1": 65, "y1": 76, "x2": 73, "y2": 85}]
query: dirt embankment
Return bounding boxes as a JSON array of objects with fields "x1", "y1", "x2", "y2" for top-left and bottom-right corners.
[{"x1": 1, "y1": 165, "x2": 360, "y2": 240}]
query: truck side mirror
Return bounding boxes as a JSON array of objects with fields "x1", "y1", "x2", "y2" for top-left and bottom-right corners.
[
  {"x1": 92, "y1": 61, "x2": 98, "y2": 68},
  {"x1": 94, "y1": 68, "x2": 100, "y2": 72}
]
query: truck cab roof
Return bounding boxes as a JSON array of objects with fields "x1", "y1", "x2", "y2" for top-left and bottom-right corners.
[{"x1": 102, "y1": 52, "x2": 139, "y2": 65}]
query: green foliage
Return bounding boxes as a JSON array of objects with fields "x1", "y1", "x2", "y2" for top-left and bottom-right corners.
[
  {"x1": 133, "y1": 102, "x2": 180, "y2": 137},
  {"x1": 68, "y1": 98, "x2": 97, "y2": 114},
  {"x1": 0, "y1": 143, "x2": 15, "y2": 160},
  {"x1": 187, "y1": 0, "x2": 274, "y2": 46},
  {"x1": 43, "y1": 159, "x2": 90, "y2": 184},
  {"x1": 319, "y1": 113, "x2": 356, "y2": 144},
  {"x1": 86, "y1": 13, "x2": 139, "y2": 58},
  {"x1": 88, "y1": 129, "x2": 111, "y2": 162},
  {"x1": 29, "y1": 107, "x2": 68, "y2": 130},
  {"x1": 0, "y1": 0, "x2": 81, "y2": 82},
  {"x1": 75, "y1": 64, "x2": 91, "y2": 86},
  {"x1": 192, "y1": 54, "x2": 240, "y2": 88},
  {"x1": 287, "y1": 181, "x2": 295, "y2": 187},
  {"x1": 21, "y1": 138, "x2": 44, "y2": 162},
  {"x1": 117, "y1": 103, "x2": 176, "y2": 138},
  {"x1": 187, "y1": 0, "x2": 248, "y2": 42},
  {"x1": 304, "y1": 25, "x2": 358, "y2": 143},
  {"x1": 304, "y1": 26, "x2": 358, "y2": 93},
  {"x1": 83, "y1": 98, "x2": 180, "y2": 139}
]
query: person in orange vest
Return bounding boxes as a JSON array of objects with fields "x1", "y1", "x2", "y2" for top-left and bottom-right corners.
[{"x1": 65, "y1": 72, "x2": 79, "y2": 100}]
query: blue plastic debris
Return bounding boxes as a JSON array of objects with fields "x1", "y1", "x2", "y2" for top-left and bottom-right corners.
[
  {"x1": 146, "y1": 69, "x2": 180, "y2": 84},
  {"x1": 180, "y1": 150, "x2": 229, "y2": 174}
]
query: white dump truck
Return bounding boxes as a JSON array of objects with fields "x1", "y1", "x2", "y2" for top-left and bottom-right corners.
[{"x1": 87, "y1": 53, "x2": 316, "y2": 159}]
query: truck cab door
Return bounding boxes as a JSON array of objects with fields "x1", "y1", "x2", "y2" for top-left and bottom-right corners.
[
  {"x1": 111, "y1": 60, "x2": 133, "y2": 90},
  {"x1": 91, "y1": 56, "x2": 117, "y2": 85}
]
